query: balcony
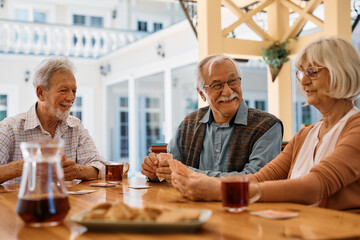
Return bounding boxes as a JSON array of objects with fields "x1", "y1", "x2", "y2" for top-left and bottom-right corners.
[{"x1": 0, "y1": 20, "x2": 149, "y2": 58}]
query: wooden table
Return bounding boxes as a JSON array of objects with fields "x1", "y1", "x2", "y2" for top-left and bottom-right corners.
[{"x1": 1, "y1": 177, "x2": 360, "y2": 240}]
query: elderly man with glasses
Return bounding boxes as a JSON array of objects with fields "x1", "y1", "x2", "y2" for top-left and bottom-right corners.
[{"x1": 141, "y1": 54, "x2": 283, "y2": 182}]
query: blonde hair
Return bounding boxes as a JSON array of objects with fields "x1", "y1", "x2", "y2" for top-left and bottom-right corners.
[
  {"x1": 295, "y1": 36, "x2": 360, "y2": 100},
  {"x1": 195, "y1": 54, "x2": 242, "y2": 90}
]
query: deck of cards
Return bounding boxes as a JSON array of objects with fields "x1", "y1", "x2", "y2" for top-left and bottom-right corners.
[{"x1": 250, "y1": 210, "x2": 298, "y2": 219}]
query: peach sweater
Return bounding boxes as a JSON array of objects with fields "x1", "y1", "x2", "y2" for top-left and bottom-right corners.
[{"x1": 251, "y1": 112, "x2": 360, "y2": 213}]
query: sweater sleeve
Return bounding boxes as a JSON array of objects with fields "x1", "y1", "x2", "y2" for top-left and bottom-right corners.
[
  {"x1": 250, "y1": 128, "x2": 299, "y2": 182},
  {"x1": 257, "y1": 116, "x2": 360, "y2": 205}
]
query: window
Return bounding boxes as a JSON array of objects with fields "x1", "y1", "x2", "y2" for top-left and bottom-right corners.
[
  {"x1": 139, "y1": 96, "x2": 164, "y2": 162},
  {"x1": 153, "y1": 22, "x2": 163, "y2": 32},
  {"x1": 15, "y1": 9, "x2": 29, "y2": 21},
  {"x1": 255, "y1": 100, "x2": 266, "y2": 111},
  {"x1": 137, "y1": 21, "x2": 148, "y2": 32},
  {"x1": 119, "y1": 97, "x2": 129, "y2": 159},
  {"x1": 90, "y1": 16, "x2": 104, "y2": 27},
  {"x1": 33, "y1": 11, "x2": 46, "y2": 23},
  {"x1": 302, "y1": 103, "x2": 311, "y2": 125},
  {"x1": 73, "y1": 14, "x2": 86, "y2": 26},
  {"x1": 73, "y1": 15, "x2": 104, "y2": 27},
  {"x1": 0, "y1": 95, "x2": 7, "y2": 121},
  {"x1": 70, "y1": 97, "x2": 83, "y2": 121},
  {"x1": 15, "y1": 8, "x2": 47, "y2": 23}
]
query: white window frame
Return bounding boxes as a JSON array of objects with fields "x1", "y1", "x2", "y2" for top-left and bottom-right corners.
[
  {"x1": 0, "y1": 84, "x2": 19, "y2": 118},
  {"x1": 67, "y1": 7, "x2": 110, "y2": 28},
  {"x1": 10, "y1": 2, "x2": 55, "y2": 23},
  {"x1": 75, "y1": 87, "x2": 94, "y2": 137}
]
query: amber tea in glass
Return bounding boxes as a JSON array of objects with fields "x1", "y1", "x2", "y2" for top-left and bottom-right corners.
[{"x1": 106, "y1": 162, "x2": 123, "y2": 183}]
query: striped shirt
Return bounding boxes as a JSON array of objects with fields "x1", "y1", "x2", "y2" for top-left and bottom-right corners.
[{"x1": 0, "y1": 104, "x2": 105, "y2": 183}]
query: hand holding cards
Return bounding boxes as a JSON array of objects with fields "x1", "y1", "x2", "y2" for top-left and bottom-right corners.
[{"x1": 156, "y1": 153, "x2": 173, "y2": 182}]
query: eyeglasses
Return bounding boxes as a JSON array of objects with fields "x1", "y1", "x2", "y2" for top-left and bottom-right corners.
[
  {"x1": 203, "y1": 78, "x2": 241, "y2": 92},
  {"x1": 296, "y1": 66, "x2": 326, "y2": 81}
]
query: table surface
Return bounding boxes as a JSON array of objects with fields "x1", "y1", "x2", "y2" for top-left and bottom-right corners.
[{"x1": 1, "y1": 177, "x2": 360, "y2": 240}]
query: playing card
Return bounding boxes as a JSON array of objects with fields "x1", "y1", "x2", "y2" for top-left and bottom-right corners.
[
  {"x1": 90, "y1": 183, "x2": 116, "y2": 187},
  {"x1": 156, "y1": 153, "x2": 173, "y2": 181},
  {"x1": 250, "y1": 210, "x2": 298, "y2": 219},
  {"x1": 67, "y1": 190, "x2": 97, "y2": 195},
  {"x1": 128, "y1": 185, "x2": 152, "y2": 189}
]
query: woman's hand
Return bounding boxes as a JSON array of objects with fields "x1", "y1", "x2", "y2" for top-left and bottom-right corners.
[{"x1": 171, "y1": 168, "x2": 221, "y2": 201}]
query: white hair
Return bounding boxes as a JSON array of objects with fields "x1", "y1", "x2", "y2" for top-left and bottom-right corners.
[
  {"x1": 195, "y1": 54, "x2": 243, "y2": 90},
  {"x1": 33, "y1": 57, "x2": 74, "y2": 90},
  {"x1": 295, "y1": 36, "x2": 360, "y2": 100}
]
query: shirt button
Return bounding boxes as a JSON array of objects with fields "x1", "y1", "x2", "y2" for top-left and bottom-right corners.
[{"x1": 216, "y1": 149, "x2": 220, "y2": 153}]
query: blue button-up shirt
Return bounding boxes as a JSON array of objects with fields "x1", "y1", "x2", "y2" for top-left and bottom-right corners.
[{"x1": 167, "y1": 101, "x2": 282, "y2": 177}]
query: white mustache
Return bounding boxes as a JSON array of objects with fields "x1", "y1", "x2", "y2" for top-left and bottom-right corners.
[{"x1": 216, "y1": 93, "x2": 239, "y2": 103}]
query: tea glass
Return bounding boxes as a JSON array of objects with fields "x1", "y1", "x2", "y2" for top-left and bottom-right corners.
[
  {"x1": 105, "y1": 161, "x2": 123, "y2": 184},
  {"x1": 221, "y1": 175, "x2": 261, "y2": 213}
]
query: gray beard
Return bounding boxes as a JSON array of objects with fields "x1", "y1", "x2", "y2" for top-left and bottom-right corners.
[{"x1": 55, "y1": 108, "x2": 70, "y2": 121}]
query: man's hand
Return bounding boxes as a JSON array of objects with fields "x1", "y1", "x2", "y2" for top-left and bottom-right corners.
[
  {"x1": 62, "y1": 159, "x2": 81, "y2": 180},
  {"x1": 141, "y1": 153, "x2": 158, "y2": 180},
  {"x1": 156, "y1": 159, "x2": 172, "y2": 182},
  {"x1": 171, "y1": 168, "x2": 222, "y2": 201},
  {"x1": 0, "y1": 159, "x2": 25, "y2": 183}
]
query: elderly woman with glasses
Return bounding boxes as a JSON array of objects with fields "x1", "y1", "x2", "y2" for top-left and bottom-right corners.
[{"x1": 171, "y1": 36, "x2": 360, "y2": 213}]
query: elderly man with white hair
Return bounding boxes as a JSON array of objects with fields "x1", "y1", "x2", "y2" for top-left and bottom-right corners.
[
  {"x1": 0, "y1": 58, "x2": 105, "y2": 183},
  {"x1": 141, "y1": 54, "x2": 283, "y2": 182}
]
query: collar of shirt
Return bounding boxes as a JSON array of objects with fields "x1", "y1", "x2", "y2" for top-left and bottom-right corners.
[
  {"x1": 199, "y1": 100, "x2": 249, "y2": 126},
  {"x1": 24, "y1": 103, "x2": 80, "y2": 132}
]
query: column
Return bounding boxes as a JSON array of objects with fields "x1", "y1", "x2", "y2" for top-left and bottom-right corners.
[
  {"x1": 128, "y1": 75, "x2": 138, "y2": 175},
  {"x1": 267, "y1": 0, "x2": 293, "y2": 141},
  {"x1": 324, "y1": 0, "x2": 351, "y2": 40},
  {"x1": 197, "y1": 0, "x2": 222, "y2": 108},
  {"x1": 164, "y1": 68, "x2": 173, "y2": 143}
]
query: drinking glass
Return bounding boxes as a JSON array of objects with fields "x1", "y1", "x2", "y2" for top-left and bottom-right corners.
[
  {"x1": 105, "y1": 161, "x2": 123, "y2": 183},
  {"x1": 221, "y1": 175, "x2": 260, "y2": 213}
]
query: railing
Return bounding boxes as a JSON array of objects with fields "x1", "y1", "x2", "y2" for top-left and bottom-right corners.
[{"x1": 0, "y1": 19, "x2": 149, "y2": 58}]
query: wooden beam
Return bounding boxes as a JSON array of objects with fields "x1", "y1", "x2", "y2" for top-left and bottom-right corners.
[
  {"x1": 280, "y1": 0, "x2": 323, "y2": 27},
  {"x1": 222, "y1": 38, "x2": 272, "y2": 58},
  {"x1": 280, "y1": 0, "x2": 323, "y2": 42},
  {"x1": 221, "y1": 0, "x2": 274, "y2": 41},
  {"x1": 222, "y1": 0, "x2": 274, "y2": 37}
]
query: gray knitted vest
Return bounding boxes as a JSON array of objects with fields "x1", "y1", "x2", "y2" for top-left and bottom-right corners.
[{"x1": 180, "y1": 106, "x2": 282, "y2": 172}]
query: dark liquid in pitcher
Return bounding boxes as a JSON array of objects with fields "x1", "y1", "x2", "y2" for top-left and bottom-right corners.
[
  {"x1": 16, "y1": 196, "x2": 70, "y2": 224},
  {"x1": 221, "y1": 181, "x2": 249, "y2": 208}
]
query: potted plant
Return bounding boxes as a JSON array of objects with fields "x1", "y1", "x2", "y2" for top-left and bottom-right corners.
[{"x1": 261, "y1": 40, "x2": 291, "y2": 82}]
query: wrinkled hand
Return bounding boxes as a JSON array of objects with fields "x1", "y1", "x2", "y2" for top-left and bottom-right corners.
[
  {"x1": 171, "y1": 169, "x2": 221, "y2": 201},
  {"x1": 156, "y1": 159, "x2": 172, "y2": 182},
  {"x1": 62, "y1": 157, "x2": 81, "y2": 181},
  {"x1": 141, "y1": 153, "x2": 158, "y2": 180}
]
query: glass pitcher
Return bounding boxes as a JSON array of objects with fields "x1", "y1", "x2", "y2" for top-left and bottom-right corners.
[{"x1": 16, "y1": 138, "x2": 70, "y2": 227}]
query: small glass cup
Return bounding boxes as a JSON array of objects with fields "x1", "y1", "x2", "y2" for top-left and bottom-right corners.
[
  {"x1": 105, "y1": 161, "x2": 123, "y2": 184},
  {"x1": 221, "y1": 175, "x2": 260, "y2": 213}
]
